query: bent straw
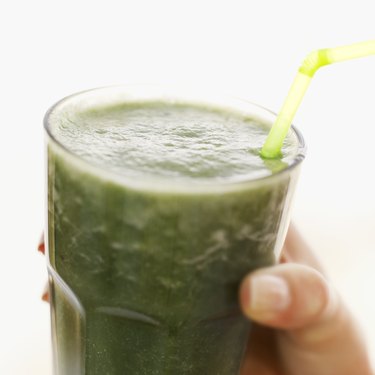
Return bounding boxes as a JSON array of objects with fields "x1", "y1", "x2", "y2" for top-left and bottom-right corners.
[{"x1": 261, "y1": 40, "x2": 375, "y2": 159}]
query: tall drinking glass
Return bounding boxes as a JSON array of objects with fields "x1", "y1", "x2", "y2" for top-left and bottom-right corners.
[{"x1": 44, "y1": 86, "x2": 305, "y2": 375}]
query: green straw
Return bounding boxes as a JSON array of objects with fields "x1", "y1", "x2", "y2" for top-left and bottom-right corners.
[{"x1": 261, "y1": 40, "x2": 375, "y2": 159}]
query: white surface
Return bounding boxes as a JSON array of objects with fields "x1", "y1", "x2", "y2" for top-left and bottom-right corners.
[{"x1": 0, "y1": 0, "x2": 374, "y2": 373}]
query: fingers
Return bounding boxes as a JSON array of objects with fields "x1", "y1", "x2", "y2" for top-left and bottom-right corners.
[
  {"x1": 240, "y1": 263, "x2": 333, "y2": 330},
  {"x1": 240, "y1": 263, "x2": 373, "y2": 375},
  {"x1": 38, "y1": 232, "x2": 45, "y2": 254},
  {"x1": 41, "y1": 283, "x2": 49, "y2": 302},
  {"x1": 37, "y1": 232, "x2": 49, "y2": 302}
]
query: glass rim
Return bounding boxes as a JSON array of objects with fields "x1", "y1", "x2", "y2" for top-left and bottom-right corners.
[{"x1": 44, "y1": 85, "x2": 306, "y2": 194}]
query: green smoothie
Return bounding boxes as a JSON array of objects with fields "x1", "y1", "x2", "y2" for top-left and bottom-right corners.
[{"x1": 45, "y1": 87, "x2": 305, "y2": 375}]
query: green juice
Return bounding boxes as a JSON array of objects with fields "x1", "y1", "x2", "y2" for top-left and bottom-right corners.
[{"x1": 45, "y1": 87, "x2": 305, "y2": 375}]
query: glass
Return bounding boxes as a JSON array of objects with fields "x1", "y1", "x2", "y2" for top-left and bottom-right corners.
[{"x1": 44, "y1": 86, "x2": 305, "y2": 375}]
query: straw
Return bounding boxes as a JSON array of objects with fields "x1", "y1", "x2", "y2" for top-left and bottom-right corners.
[{"x1": 260, "y1": 40, "x2": 375, "y2": 159}]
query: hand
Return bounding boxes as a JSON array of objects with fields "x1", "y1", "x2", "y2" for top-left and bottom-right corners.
[{"x1": 239, "y1": 225, "x2": 373, "y2": 375}]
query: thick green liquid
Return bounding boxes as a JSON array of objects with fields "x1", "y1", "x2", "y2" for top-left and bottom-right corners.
[{"x1": 47, "y1": 100, "x2": 301, "y2": 375}]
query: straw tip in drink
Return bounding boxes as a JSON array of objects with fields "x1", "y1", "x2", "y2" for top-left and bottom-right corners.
[{"x1": 259, "y1": 146, "x2": 282, "y2": 160}]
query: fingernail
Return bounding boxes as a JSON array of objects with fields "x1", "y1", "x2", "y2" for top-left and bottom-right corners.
[{"x1": 249, "y1": 275, "x2": 291, "y2": 315}]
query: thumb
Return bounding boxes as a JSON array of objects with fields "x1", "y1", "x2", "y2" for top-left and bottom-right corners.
[{"x1": 240, "y1": 263, "x2": 373, "y2": 375}]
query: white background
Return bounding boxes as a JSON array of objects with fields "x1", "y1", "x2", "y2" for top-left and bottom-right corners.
[{"x1": 0, "y1": 0, "x2": 374, "y2": 373}]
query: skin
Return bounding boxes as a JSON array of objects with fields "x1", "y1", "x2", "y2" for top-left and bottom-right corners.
[
  {"x1": 38, "y1": 226, "x2": 373, "y2": 374},
  {"x1": 239, "y1": 225, "x2": 374, "y2": 375}
]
